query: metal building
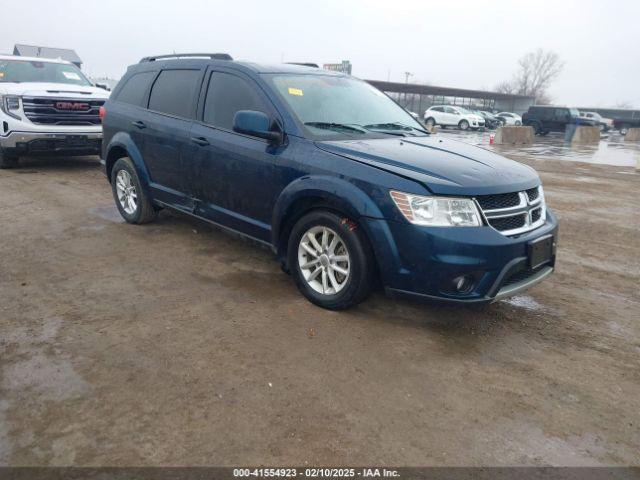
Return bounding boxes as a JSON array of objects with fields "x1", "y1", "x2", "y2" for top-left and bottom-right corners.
[
  {"x1": 13, "y1": 44, "x2": 83, "y2": 68},
  {"x1": 366, "y1": 80, "x2": 535, "y2": 115}
]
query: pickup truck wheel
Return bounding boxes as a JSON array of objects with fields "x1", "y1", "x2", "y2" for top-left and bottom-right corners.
[
  {"x1": 288, "y1": 210, "x2": 373, "y2": 310},
  {"x1": 458, "y1": 120, "x2": 469, "y2": 131},
  {"x1": 528, "y1": 122, "x2": 542, "y2": 135},
  {"x1": 111, "y1": 157, "x2": 157, "y2": 224},
  {"x1": 0, "y1": 151, "x2": 19, "y2": 169}
]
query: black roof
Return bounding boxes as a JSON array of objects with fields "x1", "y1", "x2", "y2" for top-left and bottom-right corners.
[{"x1": 128, "y1": 53, "x2": 344, "y2": 76}]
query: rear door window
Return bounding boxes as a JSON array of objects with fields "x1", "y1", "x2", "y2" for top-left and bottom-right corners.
[
  {"x1": 203, "y1": 72, "x2": 268, "y2": 130},
  {"x1": 115, "y1": 71, "x2": 157, "y2": 107},
  {"x1": 148, "y1": 69, "x2": 201, "y2": 118}
]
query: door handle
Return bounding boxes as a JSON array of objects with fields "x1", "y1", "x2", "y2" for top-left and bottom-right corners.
[
  {"x1": 191, "y1": 136, "x2": 210, "y2": 147},
  {"x1": 131, "y1": 120, "x2": 146, "y2": 129}
]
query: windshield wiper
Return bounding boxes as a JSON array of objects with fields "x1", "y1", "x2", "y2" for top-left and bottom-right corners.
[
  {"x1": 304, "y1": 122, "x2": 367, "y2": 134},
  {"x1": 364, "y1": 122, "x2": 430, "y2": 134}
]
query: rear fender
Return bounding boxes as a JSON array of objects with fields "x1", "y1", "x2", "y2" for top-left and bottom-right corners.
[{"x1": 105, "y1": 132, "x2": 151, "y2": 196}]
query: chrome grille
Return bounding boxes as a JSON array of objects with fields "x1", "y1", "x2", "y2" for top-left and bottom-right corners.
[
  {"x1": 22, "y1": 97, "x2": 104, "y2": 126},
  {"x1": 476, "y1": 186, "x2": 546, "y2": 236}
]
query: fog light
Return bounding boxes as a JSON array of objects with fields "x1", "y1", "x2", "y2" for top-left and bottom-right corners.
[{"x1": 453, "y1": 275, "x2": 475, "y2": 293}]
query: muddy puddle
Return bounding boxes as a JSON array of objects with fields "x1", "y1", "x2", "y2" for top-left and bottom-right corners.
[{"x1": 438, "y1": 129, "x2": 640, "y2": 167}]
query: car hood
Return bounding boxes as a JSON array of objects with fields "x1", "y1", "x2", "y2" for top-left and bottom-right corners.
[
  {"x1": 316, "y1": 136, "x2": 539, "y2": 195},
  {"x1": 0, "y1": 82, "x2": 110, "y2": 99}
]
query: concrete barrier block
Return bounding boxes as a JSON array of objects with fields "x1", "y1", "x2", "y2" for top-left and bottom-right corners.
[
  {"x1": 624, "y1": 128, "x2": 640, "y2": 141},
  {"x1": 565, "y1": 125, "x2": 600, "y2": 143},
  {"x1": 493, "y1": 126, "x2": 534, "y2": 145}
]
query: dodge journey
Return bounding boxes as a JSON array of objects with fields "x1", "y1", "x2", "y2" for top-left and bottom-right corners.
[{"x1": 101, "y1": 53, "x2": 558, "y2": 309}]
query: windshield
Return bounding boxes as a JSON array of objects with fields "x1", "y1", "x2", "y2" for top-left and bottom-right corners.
[
  {"x1": 0, "y1": 59, "x2": 92, "y2": 86},
  {"x1": 569, "y1": 108, "x2": 580, "y2": 117},
  {"x1": 265, "y1": 74, "x2": 426, "y2": 139}
]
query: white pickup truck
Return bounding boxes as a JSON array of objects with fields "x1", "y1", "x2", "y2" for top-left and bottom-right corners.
[{"x1": 0, "y1": 54, "x2": 110, "y2": 168}]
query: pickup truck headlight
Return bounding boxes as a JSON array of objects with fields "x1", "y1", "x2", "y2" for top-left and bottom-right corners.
[
  {"x1": 0, "y1": 95, "x2": 21, "y2": 120},
  {"x1": 390, "y1": 190, "x2": 482, "y2": 227}
]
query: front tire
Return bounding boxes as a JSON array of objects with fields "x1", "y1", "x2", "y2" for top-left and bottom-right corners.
[
  {"x1": 515, "y1": 120, "x2": 522, "y2": 126},
  {"x1": 0, "y1": 151, "x2": 19, "y2": 169},
  {"x1": 288, "y1": 210, "x2": 374, "y2": 310},
  {"x1": 425, "y1": 117, "x2": 436, "y2": 129},
  {"x1": 111, "y1": 157, "x2": 157, "y2": 224},
  {"x1": 458, "y1": 119, "x2": 470, "y2": 131}
]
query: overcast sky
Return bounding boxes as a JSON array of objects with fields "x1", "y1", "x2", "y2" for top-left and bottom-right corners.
[{"x1": 2, "y1": 0, "x2": 638, "y2": 107}]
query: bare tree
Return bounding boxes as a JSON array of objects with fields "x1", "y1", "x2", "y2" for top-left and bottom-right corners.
[
  {"x1": 496, "y1": 49, "x2": 564, "y2": 103},
  {"x1": 495, "y1": 80, "x2": 517, "y2": 95}
]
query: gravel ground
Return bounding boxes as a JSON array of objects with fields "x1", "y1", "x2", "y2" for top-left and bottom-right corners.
[{"x1": 0, "y1": 154, "x2": 638, "y2": 466}]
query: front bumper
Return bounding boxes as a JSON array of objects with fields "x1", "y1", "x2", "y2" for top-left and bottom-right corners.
[
  {"x1": 0, "y1": 130, "x2": 102, "y2": 156},
  {"x1": 363, "y1": 209, "x2": 558, "y2": 304}
]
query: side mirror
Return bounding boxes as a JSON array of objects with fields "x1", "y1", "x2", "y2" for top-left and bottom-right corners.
[
  {"x1": 233, "y1": 110, "x2": 282, "y2": 144},
  {"x1": 96, "y1": 83, "x2": 110, "y2": 91}
]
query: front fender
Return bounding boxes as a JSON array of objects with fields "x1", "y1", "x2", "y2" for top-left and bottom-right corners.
[
  {"x1": 105, "y1": 132, "x2": 151, "y2": 195},
  {"x1": 272, "y1": 175, "x2": 404, "y2": 285},
  {"x1": 272, "y1": 175, "x2": 385, "y2": 242}
]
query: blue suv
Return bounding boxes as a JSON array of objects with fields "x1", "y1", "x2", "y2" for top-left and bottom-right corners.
[{"x1": 101, "y1": 53, "x2": 558, "y2": 310}]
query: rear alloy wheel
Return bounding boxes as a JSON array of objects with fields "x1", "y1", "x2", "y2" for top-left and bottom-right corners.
[
  {"x1": 288, "y1": 210, "x2": 373, "y2": 310},
  {"x1": 458, "y1": 119, "x2": 470, "y2": 131},
  {"x1": 111, "y1": 157, "x2": 157, "y2": 224}
]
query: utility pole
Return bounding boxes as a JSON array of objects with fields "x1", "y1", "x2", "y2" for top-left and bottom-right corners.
[{"x1": 404, "y1": 71, "x2": 413, "y2": 83}]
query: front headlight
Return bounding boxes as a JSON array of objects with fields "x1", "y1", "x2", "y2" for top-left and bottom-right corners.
[
  {"x1": 0, "y1": 95, "x2": 21, "y2": 120},
  {"x1": 390, "y1": 191, "x2": 482, "y2": 227}
]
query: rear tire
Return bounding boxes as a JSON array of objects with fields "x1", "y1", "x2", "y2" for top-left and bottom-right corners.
[
  {"x1": 111, "y1": 157, "x2": 157, "y2": 224},
  {"x1": 287, "y1": 210, "x2": 374, "y2": 310},
  {"x1": 0, "y1": 151, "x2": 19, "y2": 169}
]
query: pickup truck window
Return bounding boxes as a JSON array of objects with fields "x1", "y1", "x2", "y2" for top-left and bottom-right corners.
[
  {"x1": 203, "y1": 72, "x2": 268, "y2": 130},
  {"x1": 0, "y1": 59, "x2": 92, "y2": 86},
  {"x1": 148, "y1": 69, "x2": 200, "y2": 118}
]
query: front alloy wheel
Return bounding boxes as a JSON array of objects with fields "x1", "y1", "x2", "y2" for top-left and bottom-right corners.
[
  {"x1": 298, "y1": 226, "x2": 350, "y2": 295},
  {"x1": 288, "y1": 210, "x2": 373, "y2": 309}
]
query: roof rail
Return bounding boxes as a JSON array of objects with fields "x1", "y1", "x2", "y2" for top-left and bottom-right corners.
[
  {"x1": 285, "y1": 62, "x2": 319, "y2": 68},
  {"x1": 139, "y1": 53, "x2": 233, "y2": 63}
]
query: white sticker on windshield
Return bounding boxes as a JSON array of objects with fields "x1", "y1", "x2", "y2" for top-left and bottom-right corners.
[{"x1": 62, "y1": 71, "x2": 81, "y2": 80}]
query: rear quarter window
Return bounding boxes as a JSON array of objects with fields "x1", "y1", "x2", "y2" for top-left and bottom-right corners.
[
  {"x1": 148, "y1": 69, "x2": 202, "y2": 118},
  {"x1": 114, "y1": 71, "x2": 157, "y2": 107}
]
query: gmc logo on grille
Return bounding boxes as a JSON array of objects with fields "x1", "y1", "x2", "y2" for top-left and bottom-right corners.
[{"x1": 55, "y1": 102, "x2": 90, "y2": 111}]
